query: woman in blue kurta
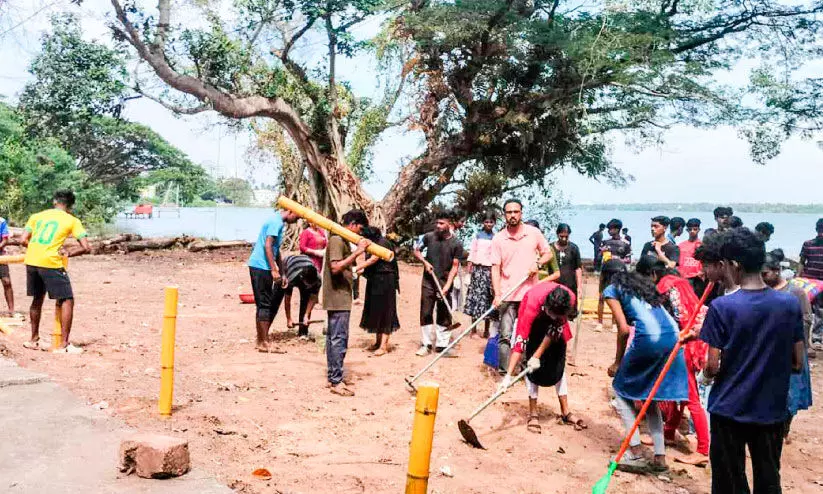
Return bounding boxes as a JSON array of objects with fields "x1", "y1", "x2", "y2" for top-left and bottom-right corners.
[{"x1": 602, "y1": 260, "x2": 689, "y2": 473}]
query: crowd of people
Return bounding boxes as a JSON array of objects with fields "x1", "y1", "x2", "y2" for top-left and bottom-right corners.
[{"x1": 2, "y1": 191, "x2": 820, "y2": 492}]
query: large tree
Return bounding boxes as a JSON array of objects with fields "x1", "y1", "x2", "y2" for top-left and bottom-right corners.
[
  {"x1": 109, "y1": 0, "x2": 823, "y2": 231},
  {"x1": 19, "y1": 14, "x2": 216, "y2": 204}
]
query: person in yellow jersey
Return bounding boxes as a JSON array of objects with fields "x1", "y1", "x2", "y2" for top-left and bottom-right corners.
[{"x1": 20, "y1": 190, "x2": 91, "y2": 354}]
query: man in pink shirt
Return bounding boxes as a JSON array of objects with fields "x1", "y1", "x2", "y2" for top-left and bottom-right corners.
[{"x1": 491, "y1": 199, "x2": 554, "y2": 374}]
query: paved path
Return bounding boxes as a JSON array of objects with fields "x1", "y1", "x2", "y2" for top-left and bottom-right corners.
[{"x1": 0, "y1": 358, "x2": 230, "y2": 493}]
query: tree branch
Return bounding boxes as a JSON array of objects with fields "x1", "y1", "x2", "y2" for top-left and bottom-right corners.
[
  {"x1": 271, "y1": 18, "x2": 316, "y2": 86},
  {"x1": 154, "y1": 0, "x2": 170, "y2": 50},
  {"x1": 110, "y1": 0, "x2": 316, "y2": 142},
  {"x1": 135, "y1": 87, "x2": 211, "y2": 114}
]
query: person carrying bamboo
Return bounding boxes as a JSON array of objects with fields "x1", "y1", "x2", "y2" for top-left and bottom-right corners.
[{"x1": 499, "y1": 281, "x2": 587, "y2": 433}]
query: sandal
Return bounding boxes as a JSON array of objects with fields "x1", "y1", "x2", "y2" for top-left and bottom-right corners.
[
  {"x1": 527, "y1": 415, "x2": 541, "y2": 434},
  {"x1": 23, "y1": 340, "x2": 42, "y2": 351},
  {"x1": 559, "y1": 412, "x2": 588, "y2": 431},
  {"x1": 373, "y1": 348, "x2": 387, "y2": 357},
  {"x1": 329, "y1": 384, "x2": 355, "y2": 397}
]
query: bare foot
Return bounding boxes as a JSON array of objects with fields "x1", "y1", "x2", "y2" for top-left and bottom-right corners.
[
  {"x1": 256, "y1": 342, "x2": 270, "y2": 353},
  {"x1": 674, "y1": 452, "x2": 709, "y2": 466},
  {"x1": 373, "y1": 348, "x2": 386, "y2": 357},
  {"x1": 329, "y1": 384, "x2": 354, "y2": 396}
]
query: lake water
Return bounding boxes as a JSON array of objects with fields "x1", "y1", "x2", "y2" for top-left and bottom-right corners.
[{"x1": 114, "y1": 207, "x2": 822, "y2": 259}]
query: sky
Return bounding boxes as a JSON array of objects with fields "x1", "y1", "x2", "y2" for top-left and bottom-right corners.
[{"x1": 2, "y1": 0, "x2": 823, "y2": 205}]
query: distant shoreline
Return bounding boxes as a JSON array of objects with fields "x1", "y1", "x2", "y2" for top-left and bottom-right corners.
[{"x1": 570, "y1": 203, "x2": 823, "y2": 214}]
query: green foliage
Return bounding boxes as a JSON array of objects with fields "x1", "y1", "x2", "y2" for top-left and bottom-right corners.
[
  {"x1": 4, "y1": 14, "x2": 216, "y2": 224},
  {"x1": 179, "y1": 15, "x2": 253, "y2": 93},
  {"x1": 404, "y1": 0, "x2": 823, "y2": 189},
  {"x1": 0, "y1": 103, "x2": 121, "y2": 226},
  {"x1": 20, "y1": 14, "x2": 127, "y2": 141},
  {"x1": 215, "y1": 177, "x2": 254, "y2": 206}
]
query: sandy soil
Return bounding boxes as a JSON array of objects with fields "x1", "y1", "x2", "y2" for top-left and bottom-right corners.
[{"x1": 1, "y1": 249, "x2": 821, "y2": 493}]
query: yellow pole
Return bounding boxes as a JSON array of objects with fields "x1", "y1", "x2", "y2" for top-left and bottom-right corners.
[
  {"x1": 405, "y1": 382, "x2": 439, "y2": 494},
  {"x1": 276, "y1": 196, "x2": 394, "y2": 261},
  {"x1": 158, "y1": 286, "x2": 179, "y2": 417},
  {"x1": 52, "y1": 256, "x2": 68, "y2": 350}
]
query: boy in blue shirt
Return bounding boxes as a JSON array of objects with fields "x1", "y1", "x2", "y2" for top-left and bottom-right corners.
[
  {"x1": 0, "y1": 216, "x2": 13, "y2": 314},
  {"x1": 700, "y1": 228, "x2": 804, "y2": 494},
  {"x1": 248, "y1": 208, "x2": 300, "y2": 353}
]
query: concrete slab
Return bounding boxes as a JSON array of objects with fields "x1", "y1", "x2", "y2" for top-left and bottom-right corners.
[{"x1": 0, "y1": 359, "x2": 230, "y2": 493}]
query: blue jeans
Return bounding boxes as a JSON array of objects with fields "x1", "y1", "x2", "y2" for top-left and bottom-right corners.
[{"x1": 326, "y1": 311, "x2": 350, "y2": 385}]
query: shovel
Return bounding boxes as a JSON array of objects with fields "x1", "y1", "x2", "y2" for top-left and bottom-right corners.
[
  {"x1": 458, "y1": 368, "x2": 530, "y2": 449},
  {"x1": 405, "y1": 275, "x2": 531, "y2": 392},
  {"x1": 429, "y1": 272, "x2": 461, "y2": 331},
  {"x1": 568, "y1": 292, "x2": 585, "y2": 367}
]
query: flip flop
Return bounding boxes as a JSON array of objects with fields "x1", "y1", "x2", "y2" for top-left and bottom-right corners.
[
  {"x1": 559, "y1": 412, "x2": 588, "y2": 431},
  {"x1": 527, "y1": 415, "x2": 541, "y2": 434}
]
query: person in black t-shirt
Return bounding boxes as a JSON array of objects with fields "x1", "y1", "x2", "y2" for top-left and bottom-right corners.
[
  {"x1": 413, "y1": 211, "x2": 463, "y2": 356},
  {"x1": 641, "y1": 216, "x2": 680, "y2": 269},
  {"x1": 601, "y1": 218, "x2": 631, "y2": 263},
  {"x1": 552, "y1": 223, "x2": 582, "y2": 298},
  {"x1": 589, "y1": 223, "x2": 606, "y2": 271}
]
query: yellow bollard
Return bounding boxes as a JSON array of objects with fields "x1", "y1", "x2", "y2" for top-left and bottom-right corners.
[
  {"x1": 405, "y1": 382, "x2": 440, "y2": 494},
  {"x1": 52, "y1": 256, "x2": 68, "y2": 350},
  {"x1": 158, "y1": 286, "x2": 179, "y2": 417},
  {"x1": 52, "y1": 303, "x2": 62, "y2": 350}
]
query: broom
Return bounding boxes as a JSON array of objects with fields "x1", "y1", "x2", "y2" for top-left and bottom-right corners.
[{"x1": 592, "y1": 281, "x2": 714, "y2": 494}]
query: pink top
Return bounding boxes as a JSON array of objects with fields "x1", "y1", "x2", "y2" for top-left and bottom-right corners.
[
  {"x1": 678, "y1": 239, "x2": 703, "y2": 279},
  {"x1": 490, "y1": 224, "x2": 551, "y2": 302},
  {"x1": 299, "y1": 227, "x2": 327, "y2": 272},
  {"x1": 467, "y1": 231, "x2": 495, "y2": 266},
  {"x1": 512, "y1": 281, "x2": 575, "y2": 353}
]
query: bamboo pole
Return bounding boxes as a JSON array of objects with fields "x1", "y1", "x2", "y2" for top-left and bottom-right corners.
[
  {"x1": 276, "y1": 196, "x2": 394, "y2": 261},
  {"x1": 158, "y1": 286, "x2": 179, "y2": 417},
  {"x1": 51, "y1": 257, "x2": 68, "y2": 350},
  {"x1": 0, "y1": 254, "x2": 25, "y2": 264},
  {"x1": 405, "y1": 382, "x2": 439, "y2": 494}
]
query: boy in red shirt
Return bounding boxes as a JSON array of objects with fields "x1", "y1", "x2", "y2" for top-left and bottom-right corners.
[{"x1": 678, "y1": 218, "x2": 703, "y2": 280}]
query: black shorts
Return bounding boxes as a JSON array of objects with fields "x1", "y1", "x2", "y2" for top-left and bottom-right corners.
[
  {"x1": 26, "y1": 265, "x2": 74, "y2": 300},
  {"x1": 250, "y1": 266, "x2": 280, "y2": 323},
  {"x1": 0, "y1": 264, "x2": 9, "y2": 279}
]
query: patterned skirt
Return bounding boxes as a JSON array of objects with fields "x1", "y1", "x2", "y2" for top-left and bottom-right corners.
[{"x1": 464, "y1": 265, "x2": 496, "y2": 320}]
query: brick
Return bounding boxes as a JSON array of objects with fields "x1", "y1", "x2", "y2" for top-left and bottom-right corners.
[{"x1": 119, "y1": 433, "x2": 190, "y2": 479}]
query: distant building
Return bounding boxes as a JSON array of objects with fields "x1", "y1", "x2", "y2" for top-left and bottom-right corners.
[{"x1": 251, "y1": 189, "x2": 278, "y2": 207}]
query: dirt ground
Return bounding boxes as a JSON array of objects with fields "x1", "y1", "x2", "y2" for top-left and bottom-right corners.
[{"x1": 1, "y1": 249, "x2": 821, "y2": 493}]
